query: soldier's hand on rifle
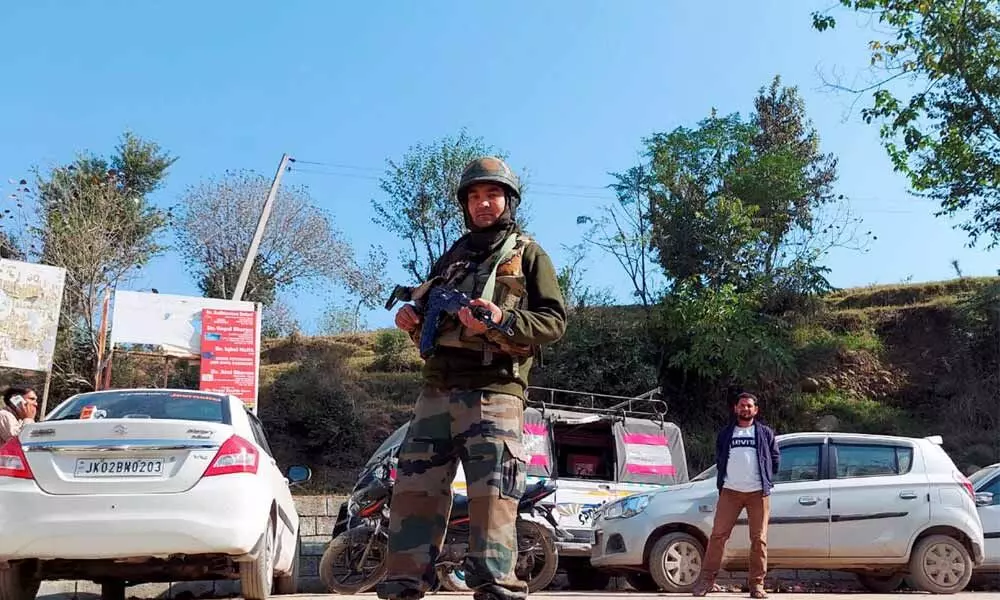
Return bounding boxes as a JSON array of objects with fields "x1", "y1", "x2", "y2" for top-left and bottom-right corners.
[
  {"x1": 395, "y1": 304, "x2": 422, "y2": 333},
  {"x1": 459, "y1": 298, "x2": 503, "y2": 335}
]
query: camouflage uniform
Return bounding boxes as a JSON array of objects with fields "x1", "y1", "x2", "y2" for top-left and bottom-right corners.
[{"x1": 377, "y1": 157, "x2": 567, "y2": 600}]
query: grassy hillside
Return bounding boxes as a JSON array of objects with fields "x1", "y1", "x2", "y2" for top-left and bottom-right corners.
[
  {"x1": 74, "y1": 276, "x2": 1000, "y2": 493},
  {"x1": 267, "y1": 276, "x2": 1000, "y2": 490}
]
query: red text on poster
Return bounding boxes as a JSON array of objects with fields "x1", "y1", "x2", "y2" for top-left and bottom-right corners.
[{"x1": 199, "y1": 309, "x2": 259, "y2": 410}]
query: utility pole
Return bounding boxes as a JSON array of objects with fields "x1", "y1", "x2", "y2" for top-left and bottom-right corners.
[{"x1": 232, "y1": 153, "x2": 293, "y2": 302}]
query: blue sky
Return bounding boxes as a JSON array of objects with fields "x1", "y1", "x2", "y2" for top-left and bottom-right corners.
[{"x1": 2, "y1": 0, "x2": 996, "y2": 333}]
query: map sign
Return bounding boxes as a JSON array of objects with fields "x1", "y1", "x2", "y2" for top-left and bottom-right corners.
[
  {"x1": 0, "y1": 259, "x2": 67, "y2": 372},
  {"x1": 198, "y1": 308, "x2": 260, "y2": 412}
]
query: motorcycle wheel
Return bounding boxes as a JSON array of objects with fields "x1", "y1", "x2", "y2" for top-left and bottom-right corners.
[
  {"x1": 516, "y1": 519, "x2": 559, "y2": 593},
  {"x1": 319, "y1": 525, "x2": 388, "y2": 595}
]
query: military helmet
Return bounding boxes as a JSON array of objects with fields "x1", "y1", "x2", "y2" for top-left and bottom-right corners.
[{"x1": 456, "y1": 156, "x2": 521, "y2": 201}]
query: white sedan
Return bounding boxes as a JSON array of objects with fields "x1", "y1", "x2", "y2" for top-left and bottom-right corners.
[{"x1": 0, "y1": 388, "x2": 311, "y2": 600}]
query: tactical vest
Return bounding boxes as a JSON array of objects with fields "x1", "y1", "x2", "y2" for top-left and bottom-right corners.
[{"x1": 415, "y1": 231, "x2": 536, "y2": 363}]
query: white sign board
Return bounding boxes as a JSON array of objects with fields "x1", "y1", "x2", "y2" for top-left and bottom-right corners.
[
  {"x1": 0, "y1": 259, "x2": 67, "y2": 372},
  {"x1": 110, "y1": 291, "x2": 257, "y2": 357}
]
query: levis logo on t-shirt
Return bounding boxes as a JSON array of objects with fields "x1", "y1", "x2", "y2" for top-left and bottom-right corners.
[{"x1": 731, "y1": 437, "x2": 756, "y2": 448}]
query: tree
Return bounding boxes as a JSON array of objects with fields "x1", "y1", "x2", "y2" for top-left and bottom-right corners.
[
  {"x1": 812, "y1": 0, "x2": 1000, "y2": 247},
  {"x1": 577, "y1": 164, "x2": 662, "y2": 309},
  {"x1": 22, "y1": 132, "x2": 175, "y2": 391},
  {"x1": 372, "y1": 129, "x2": 515, "y2": 282},
  {"x1": 555, "y1": 242, "x2": 616, "y2": 311},
  {"x1": 173, "y1": 169, "x2": 354, "y2": 304},
  {"x1": 261, "y1": 299, "x2": 300, "y2": 338},
  {"x1": 643, "y1": 77, "x2": 870, "y2": 301}
]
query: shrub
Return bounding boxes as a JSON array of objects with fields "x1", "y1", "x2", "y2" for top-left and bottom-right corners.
[
  {"x1": 259, "y1": 354, "x2": 370, "y2": 472},
  {"x1": 369, "y1": 329, "x2": 419, "y2": 372}
]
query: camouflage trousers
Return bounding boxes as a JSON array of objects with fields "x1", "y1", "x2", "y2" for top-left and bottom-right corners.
[{"x1": 376, "y1": 386, "x2": 529, "y2": 600}]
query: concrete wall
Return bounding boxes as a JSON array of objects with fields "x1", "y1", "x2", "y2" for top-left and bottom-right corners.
[
  {"x1": 37, "y1": 495, "x2": 346, "y2": 599},
  {"x1": 36, "y1": 494, "x2": 868, "y2": 599}
]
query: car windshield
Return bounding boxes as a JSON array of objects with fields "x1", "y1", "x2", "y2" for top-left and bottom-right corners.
[
  {"x1": 46, "y1": 390, "x2": 229, "y2": 424},
  {"x1": 691, "y1": 465, "x2": 717, "y2": 481},
  {"x1": 969, "y1": 464, "x2": 1000, "y2": 488}
]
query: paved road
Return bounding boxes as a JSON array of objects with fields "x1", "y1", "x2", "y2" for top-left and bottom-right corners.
[{"x1": 279, "y1": 593, "x2": 1000, "y2": 599}]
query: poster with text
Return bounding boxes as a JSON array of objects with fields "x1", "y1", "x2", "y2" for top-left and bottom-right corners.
[{"x1": 198, "y1": 308, "x2": 260, "y2": 412}]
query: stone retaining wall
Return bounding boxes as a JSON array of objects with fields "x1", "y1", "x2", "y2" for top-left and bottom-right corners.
[{"x1": 36, "y1": 494, "x2": 868, "y2": 599}]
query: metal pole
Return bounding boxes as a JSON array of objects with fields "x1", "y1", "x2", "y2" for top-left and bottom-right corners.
[{"x1": 232, "y1": 153, "x2": 293, "y2": 301}]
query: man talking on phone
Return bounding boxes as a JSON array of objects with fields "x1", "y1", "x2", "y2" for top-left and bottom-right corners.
[{"x1": 0, "y1": 386, "x2": 38, "y2": 443}]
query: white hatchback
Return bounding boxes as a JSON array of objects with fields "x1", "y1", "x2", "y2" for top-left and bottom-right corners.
[
  {"x1": 591, "y1": 432, "x2": 985, "y2": 594},
  {"x1": 0, "y1": 388, "x2": 311, "y2": 600}
]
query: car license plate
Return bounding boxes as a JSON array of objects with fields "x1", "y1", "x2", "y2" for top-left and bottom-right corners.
[{"x1": 74, "y1": 458, "x2": 165, "y2": 477}]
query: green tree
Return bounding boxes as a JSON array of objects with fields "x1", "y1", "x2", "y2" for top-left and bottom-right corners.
[
  {"x1": 25, "y1": 132, "x2": 175, "y2": 392},
  {"x1": 812, "y1": 0, "x2": 1000, "y2": 247},
  {"x1": 644, "y1": 77, "x2": 867, "y2": 301},
  {"x1": 373, "y1": 129, "x2": 528, "y2": 282}
]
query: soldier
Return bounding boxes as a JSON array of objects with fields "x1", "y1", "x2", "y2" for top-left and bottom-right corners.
[{"x1": 377, "y1": 157, "x2": 567, "y2": 600}]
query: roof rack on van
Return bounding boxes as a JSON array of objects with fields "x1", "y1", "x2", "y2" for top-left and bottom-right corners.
[{"x1": 525, "y1": 385, "x2": 668, "y2": 422}]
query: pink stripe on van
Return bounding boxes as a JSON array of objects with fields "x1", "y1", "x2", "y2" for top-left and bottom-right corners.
[{"x1": 623, "y1": 433, "x2": 668, "y2": 446}]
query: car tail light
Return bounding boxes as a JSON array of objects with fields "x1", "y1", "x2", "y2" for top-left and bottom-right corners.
[
  {"x1": 954, "y1": 471, "x2": 974, "y2": 499},
  {"x1": 0, "y1": 438, "x2": 33, "y2": 480},
  {"x1": 202, "y1": 435, "x2": 258, "y2": 477}
]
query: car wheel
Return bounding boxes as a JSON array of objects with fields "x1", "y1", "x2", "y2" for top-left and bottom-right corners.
[
  {"x1": 856, "y1": 572, "x2": 904, "y2": 593},
  {"x1": 905, "y1": 534, "x2": 973, "y2": 594},
  {"x1": 0, "y1": 561, "x2": 40, "y2": 600},
  {"x1": 648, "y1": 531, "x2": 704, "y2": 594},
  {"x1": 625, "y1": 571, "x2": 659, "y2": 591},
  {"x1": 273, "y1": 530, "x2": 300, "y2": 595},
  {"x1": 241, "y1": 516, "x2": 275, "y2": 600}
]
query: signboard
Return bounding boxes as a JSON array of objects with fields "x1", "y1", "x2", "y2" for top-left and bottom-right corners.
[
  {"x1": 198, "y1": 308, "x2": 260, "y2": 412},
  {"x1": 0, "y1": 259, "x2": 67, "y2": 372},
  {"x1": 110, "y1": 291, "x2": 256, "y2": 357}
]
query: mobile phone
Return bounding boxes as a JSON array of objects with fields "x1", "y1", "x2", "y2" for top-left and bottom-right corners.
[{"x1": 9, "y1": 395, "x2": 24, "y2": 409}]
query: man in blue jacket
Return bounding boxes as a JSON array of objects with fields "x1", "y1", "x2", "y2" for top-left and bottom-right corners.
[{"x1": 693, "y1": 392, "x2": 780, "y2": 599}]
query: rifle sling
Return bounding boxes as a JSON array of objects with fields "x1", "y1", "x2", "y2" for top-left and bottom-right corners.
[{"x1": 478, "y1": 232, "x2": 519, "y2": 369}]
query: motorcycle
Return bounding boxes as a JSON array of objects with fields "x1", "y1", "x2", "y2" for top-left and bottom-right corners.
[{"x1": 320, "y1": 462, "x2": 565, "y2": 595}]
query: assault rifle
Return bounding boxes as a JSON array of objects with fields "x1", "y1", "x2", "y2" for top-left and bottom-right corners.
[{"x1": 384, "y1": 284, "x2": 515, "y2": 358}]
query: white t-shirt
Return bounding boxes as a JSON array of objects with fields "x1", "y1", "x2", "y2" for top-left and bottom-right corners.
[{"x1": 723, "y1": 425, "x2": 762, "y2": 492}]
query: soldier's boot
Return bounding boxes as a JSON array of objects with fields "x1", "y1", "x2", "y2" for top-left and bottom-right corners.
[
  {"x1": 375, "y1": 583, "x2": 425, "y2": 600},
  {"x1": 472, "y1": 583, "x2": 528, "y2": 600}
]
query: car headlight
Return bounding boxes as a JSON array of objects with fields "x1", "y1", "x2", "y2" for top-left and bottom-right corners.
[{"x1": 602, "y1": 494, "x2": 651, "y2": 520}]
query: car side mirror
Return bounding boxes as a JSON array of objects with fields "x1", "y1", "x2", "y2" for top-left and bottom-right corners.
[
  {"x1": 287, "y1": 465, "x2": 312, "y2": 486},
  {"x1": 975, "y1": 492, "x2": 994, "y2": 507}
]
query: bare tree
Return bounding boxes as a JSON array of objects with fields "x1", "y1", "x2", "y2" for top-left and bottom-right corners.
[
  {"x1": 173, "y1": 169, "x2": 354, "y2": 303},
  {"x1": 578, "y1": 164, "x2": 662, "y2": 309},
  {"x1": 261, "y1": 299, "x2": 300, "y2": 338}
]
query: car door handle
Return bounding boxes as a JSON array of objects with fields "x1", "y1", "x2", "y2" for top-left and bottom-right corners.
[
  {"x1": 598, "y1": 484, "x2": 611, "y2": 490},
  {"x1": 798, "y1": 496, "x2": 820, "y2": 505},
  {"x1": 899, "y1": 490, "x2": 918, "y2": 500}
]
